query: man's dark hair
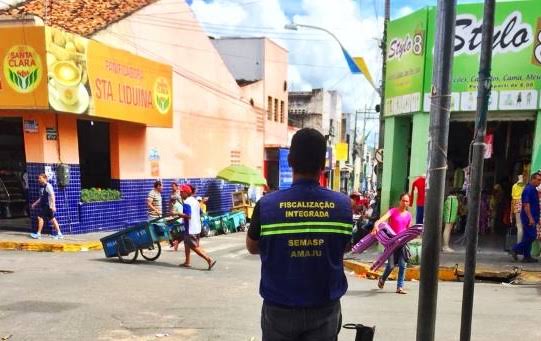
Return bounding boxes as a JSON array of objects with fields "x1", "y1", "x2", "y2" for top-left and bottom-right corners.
[
  {"x1": 532, "y1": 172, "x2": 541, "y2": 180},
  {"x1": 288, "y1": 128, "x2": 326, "y2": 175},
  {"x1": 154, "y1": 180, "x2": 162, "y2": 189},
  {"x1": 188, "y1": 184, "x2": 196, "y2": 194}
]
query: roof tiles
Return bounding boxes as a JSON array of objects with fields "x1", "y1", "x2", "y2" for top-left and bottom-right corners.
[{"x1": 0, "y1": 0, "x2": 156, "y2": 37}]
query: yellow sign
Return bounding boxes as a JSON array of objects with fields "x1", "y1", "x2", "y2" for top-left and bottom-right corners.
[
  {"x1": 0, "y1": 26, "x2": 48, "y2": 108},
  {"x1": 86, "y1": 39, "x2": 173, "y2": 127},
  {"x1": 335, "y1": 143, "x2": 349, "y2": 161},
  {"x1": 45, "y1": 27, "x2": 90, "y2": 114},
  {"x1": 44, "y1": 26, "x2": 173, "y2": 127}
]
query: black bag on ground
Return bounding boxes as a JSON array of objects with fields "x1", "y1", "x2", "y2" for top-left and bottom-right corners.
[{"x1": 343, "y1": 323, "x2": 375, "y2": 341}]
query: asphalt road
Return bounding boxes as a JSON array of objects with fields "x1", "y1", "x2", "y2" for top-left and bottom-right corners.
[{"x1": 1, "y1": 232, "x2": 540, "y2": 341}]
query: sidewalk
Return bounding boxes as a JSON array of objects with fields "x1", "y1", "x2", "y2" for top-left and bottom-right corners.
[
  {"x1": 344, "y1": 241, "x2": 541, "y2": 284},
  {"x1": 0, "y1": 230, "x2": 105, "y2": 252}
]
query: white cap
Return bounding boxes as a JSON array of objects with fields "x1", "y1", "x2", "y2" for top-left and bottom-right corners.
[{"x1": 196, "y1": 196, "x2": 203, "y2": 201}]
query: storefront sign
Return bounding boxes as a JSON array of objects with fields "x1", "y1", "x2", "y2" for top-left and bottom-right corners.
[
  {"x1": 44, "y1": 26, "x2": 173, "y2": 127},
  {"x1": 23, "y1": 120, "x2": 39, "y2": 133},
  {"x1": 149, "y1": 147, "x2": 160, "y2": 177},
  {"x1": 278, "y1": 148, "x2": 292, "y2": 190},
  {"x1": 0, "y1": 26, "x2": 48, "y2": 109},
  {"x1": 335, "y1": 143, "x2": 349, "y2": 161},
  {"x1": 384, "y1": 8, "x2": 428, "y2": 116},
  {"x1": 46, "y1": 127, "x2": 57, "y2": 140},
  {"x1": 87, "y1": 39, "x2": 173, "y2": 127},
  {"x1": 423, "y1": 1, "x2": 541, "y2": 112}
]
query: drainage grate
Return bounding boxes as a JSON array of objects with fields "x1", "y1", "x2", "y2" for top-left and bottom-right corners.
[{"x1": 0, "y1": 270, "x2": 14, "y2": 275}]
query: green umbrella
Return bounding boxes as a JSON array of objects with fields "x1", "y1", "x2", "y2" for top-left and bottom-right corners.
[{"x1": 217, "y1": 164, "x2": 267, "y2": 186}]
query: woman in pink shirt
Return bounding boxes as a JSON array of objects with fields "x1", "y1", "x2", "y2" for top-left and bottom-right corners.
[{"x1": 373, "y1": 193, "x2": 413, "y2": 294}]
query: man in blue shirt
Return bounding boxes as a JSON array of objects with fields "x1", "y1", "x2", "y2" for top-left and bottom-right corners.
[
  {"x1": 512, "y1": 171, "x2": 541, "y2": 263},
  {"x1": 246, "y1": 128, "x2": 352, "y2": 341}
]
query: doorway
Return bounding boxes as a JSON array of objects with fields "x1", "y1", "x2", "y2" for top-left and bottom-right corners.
[
  {"x1": 447, "y1": 119, "x2": 535, "y2": 247},
  {"x1": 77, "y1": 120, "x2": 111, "y2": 189},
  {"x1": 0, "y1": 117, "x2": 30, "y2": 230}
]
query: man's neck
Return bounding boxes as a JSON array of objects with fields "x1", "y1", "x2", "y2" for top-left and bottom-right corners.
[{"x1": 292, "y1": 173, "x2": 320, "y2": 183}]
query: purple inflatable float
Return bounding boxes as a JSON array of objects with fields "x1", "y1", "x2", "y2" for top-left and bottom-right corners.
[{"x1": 351, "y1": 222, "x2": 423, "y2": 271}]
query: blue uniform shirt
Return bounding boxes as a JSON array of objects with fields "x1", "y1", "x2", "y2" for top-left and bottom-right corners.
[
  {"x1": 521, "y1": 183, "x2": 540, "y2": 224},
  {"x1": 248, "y1": 179, "x2": 353, "y2": 308}
]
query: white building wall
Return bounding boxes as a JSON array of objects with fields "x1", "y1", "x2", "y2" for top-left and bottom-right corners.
[{"x1": 212, "y1": 38, "x2": 264, "y2": 82}]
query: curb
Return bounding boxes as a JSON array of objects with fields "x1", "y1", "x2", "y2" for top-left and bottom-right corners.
[
  {"x1": 343, "y1": 260, "x2": 517, "y2": 282},
  {"x1": 0, "y1": 240, "x2": 103, "y2": 252}
]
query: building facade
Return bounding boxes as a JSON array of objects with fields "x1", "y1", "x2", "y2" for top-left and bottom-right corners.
[
  {"x1": 0, "y1": 0, "x2": 289, "y2": 233},
  {"x1": 212, "y1": 37, "x2": 290, "y2": 190},
  {"x1": 381, "y1": 0, "x2": 541, "y2": 223}
]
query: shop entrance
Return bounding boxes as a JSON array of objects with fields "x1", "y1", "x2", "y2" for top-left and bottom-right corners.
[
  {"x1": 77, "y1": 120, "x2": 111, "y2": 189},
  {"x1": 0, "y1": 117, "x2": 29, "y2": 230},
  {"x1": 447, "y1": 118, "x2": 535, "y2": 246}
]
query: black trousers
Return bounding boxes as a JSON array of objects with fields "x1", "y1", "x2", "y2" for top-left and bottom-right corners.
[{"x1": 261, "y1": 300, "x2": 341, "y2": 341}]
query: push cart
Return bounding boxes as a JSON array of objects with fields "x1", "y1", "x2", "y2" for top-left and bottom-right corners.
[{"x1": 100, "y1": 217, "x2": 180, "y2": 263}]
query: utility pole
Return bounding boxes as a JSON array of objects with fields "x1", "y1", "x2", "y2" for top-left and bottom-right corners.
[
  {"x1": 416, "y1": 1, "x2": 456, "y2": 341},
  {"x1": 352, "y1": 110, "x2": 359, "y2": 192},
  {"x1": 460, "y1": 1, "x2": 496, "y2": 340},
  {"x1": 351, "y1": 109, "x2": 379, "y2": 192},
  {"x1": 376, "y1": 0, "x2": 390, "y2": 189}
]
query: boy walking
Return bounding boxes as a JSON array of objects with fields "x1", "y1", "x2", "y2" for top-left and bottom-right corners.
[{"x1": 30, "y1": 174, "x2": 63, "y2": 239}]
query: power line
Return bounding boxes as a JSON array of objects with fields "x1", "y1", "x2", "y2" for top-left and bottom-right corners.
[
  {"x1": 101, "y1": 31, "x2": 265, "y2": 111},
  {"x1": 127, "y1": 17, "x2": 330, "y2": 42},
  {"x1": 104, "y1": 30, "x2": 348, "y2": 70}
]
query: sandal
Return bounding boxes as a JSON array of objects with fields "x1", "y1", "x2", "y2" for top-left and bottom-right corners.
[
  {"x1": 377, "y1": 277, "x2": 385, "y2": 289},
  {"x1": 208, "y1": 259, "x2": 217, "y2": 271},
  {"x1": 179, "y1": 263, "x2": 192, "y2": 268},
  {"x1": 396, "y1": 288, "x2": 407, "y2": 294}
]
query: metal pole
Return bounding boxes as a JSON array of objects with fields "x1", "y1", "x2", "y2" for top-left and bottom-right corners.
[
  {"x1": 360, "y1": 106, "x2": 367, "y2": 190},
  {"x1": 416, "y1": 1, "x2": 456, "y2": 341},
  {"x1": 352, "y1": 110, "x2": 359, "y2": 191},
  {"x1": 376, "y1": 0, "x2": 390, "y2": 189},
  {"x1": 460, "y1": 1, "x2": 496, "y2": 340}
]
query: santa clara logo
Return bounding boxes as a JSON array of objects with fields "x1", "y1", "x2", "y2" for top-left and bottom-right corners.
[
  {"x1": 153, "y1": 77, "x2": 171, "y2": 114},
  {"x1": 3, "y1": 45, "x2": 43, "y2": 93}
]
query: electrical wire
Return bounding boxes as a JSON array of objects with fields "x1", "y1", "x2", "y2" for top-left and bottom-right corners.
[
  {"x1": 127, "y1": 18, "x2": 330, "y2": 42},
  {"x1": 105, "y1": 30, "x2": 348, "y2": 70},
  {"x1": 101, "y1": 31, "x2": 266, "y2": 112}
]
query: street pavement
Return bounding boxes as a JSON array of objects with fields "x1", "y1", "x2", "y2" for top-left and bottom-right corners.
[{"x1": 1, "y1": 232, "x2": 540, "y2": 341}]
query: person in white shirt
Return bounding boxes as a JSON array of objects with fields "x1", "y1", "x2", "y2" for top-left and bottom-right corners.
[{"x1": 179, "y1": 184, "x2": 216, "y2": 270}]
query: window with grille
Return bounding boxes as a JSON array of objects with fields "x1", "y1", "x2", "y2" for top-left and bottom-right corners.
[
  {"x1": 274, "y1": 98, "x2": 279, "y2": 121},
  {"x1": 267, "y1": 96, "x2": 273, "y2": 120},
  {"x1": 280, "y1": 101, "x2": 285, "y2": 123}
]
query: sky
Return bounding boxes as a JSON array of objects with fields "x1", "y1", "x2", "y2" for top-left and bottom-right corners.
[{"x1": 186, "y1": 0, "x2": 485, "y2": 143}]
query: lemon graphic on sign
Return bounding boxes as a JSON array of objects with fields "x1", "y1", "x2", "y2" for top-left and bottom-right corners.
[
  {"x1": 3, "y1": 45, "x2": 43, "y2": 94},
  {"x1": 153, "y1": 77, "x2": 171, "y2": 114}
]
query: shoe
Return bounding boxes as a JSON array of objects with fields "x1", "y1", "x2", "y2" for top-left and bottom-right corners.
[
  {"x1": 53, "y1": 234, "x2": 64, "y2": 240},
  {"x1": 510, "y1": 250, "x2": 518, "y2": 261},
  {"x1": 30, "y1": 233, "x2": 41, "y2": 239},
  {"x1": 377, "y1": 277, "x2": 385, "y2": 289},
  {"x1": 442, "y1": 247, "x2": 455, "y2": 253},
  {"x1": 522, "y1": 257, "x2": 539, "y2": 263},
  {"x1": 208, "y1": 259, "x2": 217, "y2": 271},
  {"x1": 396, "y1": 287, "x2": 408, "y2": 294}
]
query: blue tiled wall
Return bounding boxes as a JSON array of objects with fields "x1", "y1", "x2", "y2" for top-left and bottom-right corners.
[
  {"x1": 27, "y1": 163, "x2": 81, "y2": 235},
  {"x1": 27, "y1": 162, "x2": 242, "y2": 234}
]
